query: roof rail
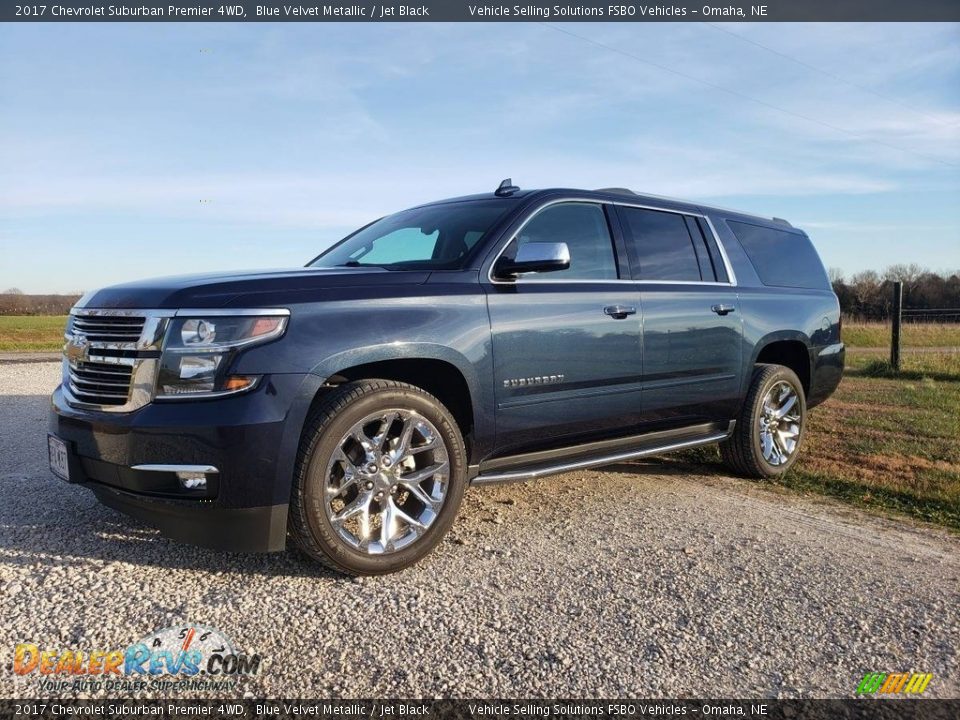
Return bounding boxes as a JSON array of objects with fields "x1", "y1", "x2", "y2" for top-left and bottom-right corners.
[{"x1": 595, "y1": 187, "x2": 637, "y2": 196}]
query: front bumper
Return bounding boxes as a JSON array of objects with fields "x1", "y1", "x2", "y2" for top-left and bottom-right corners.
[
  {"x1": 50, "y1": 372, "x2": 322, "y2": 552},
  {"x1": 89, "y1": 483, "x2": 288, "y2": 552}
]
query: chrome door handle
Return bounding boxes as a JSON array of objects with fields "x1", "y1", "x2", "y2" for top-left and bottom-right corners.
[
  {"x1": 604, "y1": 305, "x2": 637, "y2": 319},
  {"x1": 711, "y1": 304, "x2": 736, "y2": 315}
]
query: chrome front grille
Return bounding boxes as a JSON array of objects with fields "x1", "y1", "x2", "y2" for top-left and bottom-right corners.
[
  {"x1": 70, "y1": 315, "x2": 145, "y2": 343},
  {"x1": 63, "y1": 309, "x2": 172, "y2": 412},
  {"x1": 67, "y1": 360, "x2": 135, "y2": 406}
]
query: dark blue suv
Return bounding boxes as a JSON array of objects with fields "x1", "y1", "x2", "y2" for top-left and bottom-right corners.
[{"x1": 49, "y1": 182, "x2": 844, "y2": 574}]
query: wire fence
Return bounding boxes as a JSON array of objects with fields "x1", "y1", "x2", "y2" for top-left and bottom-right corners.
[{"x1": 901, "y1": 308, "x2": 960, "y2": 323}]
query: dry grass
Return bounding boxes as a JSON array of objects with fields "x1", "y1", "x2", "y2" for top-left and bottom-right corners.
[
  {"x1": 846, "y1": 350, "x2": 960, "y2": 380},
  {"x1": 0, "y1": 315, "x2": 67, "y2": 351},
  {"x1": 843, "y1": 321, "x2": 960, "y2": 348},
  {"x1": 683, "y1": 348, "x2": 960, "y2": 529},
  {"x1": 788, "y1": 367, "x2": 960, "y2": 529}
]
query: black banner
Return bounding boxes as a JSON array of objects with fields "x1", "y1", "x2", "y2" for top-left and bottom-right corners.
[
  {"x1": 2, "y1": 700, "x2": 960, "y2": 720},
  {"x1": 3, "y1": 0, "x2": 960, "y2": 23}
]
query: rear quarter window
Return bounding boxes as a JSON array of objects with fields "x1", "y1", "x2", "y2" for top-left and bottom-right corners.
[{"x1": 727, "y1": 220, "x2": 829, "y2": 290}]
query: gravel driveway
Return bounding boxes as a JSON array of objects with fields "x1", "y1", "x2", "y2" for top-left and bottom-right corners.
[{"x1": 1, "y1": 363, "x2": 958, "y2": 698}]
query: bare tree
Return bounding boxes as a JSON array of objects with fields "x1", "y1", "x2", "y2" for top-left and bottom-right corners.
[{"x1": 883, "y1": 263, "x2": 926, "y2": 284}]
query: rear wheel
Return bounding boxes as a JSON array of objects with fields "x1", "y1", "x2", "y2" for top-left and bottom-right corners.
[
  {"x1": 720, "y1": 364, "x2": 806, "y2": 478},
  {"x1": 289, "y1": 380, "x2": 467, "y2": 575}
]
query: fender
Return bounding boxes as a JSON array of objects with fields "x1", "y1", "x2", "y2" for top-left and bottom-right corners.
[
  {"x1": 747, "y1": 329, "x2": 812, "y2": 368},
  {"x1": 309, "y1": 340, "x2": 487, "y2": 435},
  {"x1": 270, "y1": 372, "x2": 326, "y2": 508},
  {"x1": 741, "y1": 329, "x2": 812, "y2": 399}
]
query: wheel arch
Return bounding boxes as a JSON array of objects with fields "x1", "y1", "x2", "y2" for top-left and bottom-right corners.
[
  {"x1": 750, "y1": 333, "x2": 812, "y2": 396},
  {"x1": 308, "y1": 344, "x2": 482, "y2": 456}
]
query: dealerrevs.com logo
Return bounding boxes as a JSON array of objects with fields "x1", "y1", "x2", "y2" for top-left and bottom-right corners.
[
  {"x1": 856, "y1": 672, "x2": 933, "y2": 695},
  {"x1": 14, "y1": 624, "x2": 262, "y2": 693}
]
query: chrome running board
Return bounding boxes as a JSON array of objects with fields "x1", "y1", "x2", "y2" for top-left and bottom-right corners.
[{"x1": 472, "y1": 423, "x2": 734, "y2": 485}]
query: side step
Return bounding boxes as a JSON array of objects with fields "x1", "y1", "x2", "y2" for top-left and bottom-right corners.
[{"x1": 471, "y1": 421, "x2": 734, "y2": 485}]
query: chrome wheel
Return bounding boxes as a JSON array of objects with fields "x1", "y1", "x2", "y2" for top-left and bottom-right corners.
[
  {"x1": 758, "y1": 381, "x2": 802, "y2": 466},
  {"x1": 324, "y1": 409, "x2": 449, "y2": 555}
]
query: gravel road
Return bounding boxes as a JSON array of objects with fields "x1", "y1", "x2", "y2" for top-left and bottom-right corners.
[{"x1": 1, "y1": 362, "x2": 958, "y2": 699}]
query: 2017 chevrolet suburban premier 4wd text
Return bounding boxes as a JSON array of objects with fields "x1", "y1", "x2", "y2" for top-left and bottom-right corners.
[{"x1": 49, "y1": 182, "x2": 844, "y2": 574}]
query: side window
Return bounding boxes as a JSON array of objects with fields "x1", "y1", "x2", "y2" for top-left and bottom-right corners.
[
  {"x1": 504, "y1": 203, "x2": 618, "y2": 280},
  {"x1": 728, "y1": 220, "x2": 829, "y2": 290},
  {"x1": 619, "y1": 207, "x2": 702, "y2": 282}
]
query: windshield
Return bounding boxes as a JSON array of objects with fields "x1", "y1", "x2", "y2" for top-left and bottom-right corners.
[{"x1": 309, "y1": 200, "x2": 513, "y2": 270}]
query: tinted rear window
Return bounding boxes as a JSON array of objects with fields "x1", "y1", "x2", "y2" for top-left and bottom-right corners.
[
  {"x1": 619, "y1": 207, "x2": 703, "y2": 281},
  {"x1": 727, "y1": 220, "x2": 829, "y2": 290}
]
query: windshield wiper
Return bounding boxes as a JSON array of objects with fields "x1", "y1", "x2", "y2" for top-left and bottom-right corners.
[{"x1": 334, "y1": 260, "x2": 392, "y2": 269}]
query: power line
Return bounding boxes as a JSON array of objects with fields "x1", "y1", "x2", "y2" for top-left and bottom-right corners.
[
  {"x1": 704, "y1": 22, "x2": 956, "y2": 129},
  {"x1": 539, "y1": 23, "x2": 959, "y2": 170}
]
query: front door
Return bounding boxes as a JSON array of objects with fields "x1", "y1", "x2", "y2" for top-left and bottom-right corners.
[{"x1": 484, "y1": 202, "x2": 643, "y2": 456}]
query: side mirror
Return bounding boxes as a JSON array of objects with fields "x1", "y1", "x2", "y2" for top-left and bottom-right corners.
[{"x1": 495, "y1": 242, "x2": 571, "y2": 278}]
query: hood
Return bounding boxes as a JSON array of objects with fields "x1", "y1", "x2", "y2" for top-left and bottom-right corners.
[{"x1": 75, "y1": 267, "x2": 431, "y2": 310}]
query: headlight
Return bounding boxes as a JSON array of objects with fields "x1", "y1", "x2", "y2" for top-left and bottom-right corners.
[{"x1": 156, "y1": 311, "x2": 289, "y2": 399}]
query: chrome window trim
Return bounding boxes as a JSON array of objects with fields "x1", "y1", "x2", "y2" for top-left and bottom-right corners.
[
  {"x1": 486, "y1": 197, "x2": 738, "y2": 287},
  {"x1": 701, "y1": 214, "x2": 739, "y2": 286}
]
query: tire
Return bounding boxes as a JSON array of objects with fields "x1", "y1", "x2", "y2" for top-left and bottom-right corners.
[
  {"x1": 720, "y1": 364, "x2": 807, "y2": 479},
  {"x1": 289, "y1": 379, "x2": 467, "y2": 575}
]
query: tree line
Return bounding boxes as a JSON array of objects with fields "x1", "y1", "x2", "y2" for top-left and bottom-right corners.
[
  {"x1": 830, "y1": 266, "x2": 960, "y2": 321},
  {"x1": 0, "y1": 291, "x2": 82, "y2": 316}
]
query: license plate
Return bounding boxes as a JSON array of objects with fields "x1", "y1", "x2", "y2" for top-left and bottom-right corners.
[{"x1": 48, "y1": 435, "x2": 70, "y2": 482}]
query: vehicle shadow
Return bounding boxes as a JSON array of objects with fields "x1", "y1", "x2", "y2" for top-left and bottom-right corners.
[
  {"x1": 602, "y1": 448, "x2": 730, "y2": 478},
  {"x1": 0, "y1": 391, "x2": 345, "y2": 580}
]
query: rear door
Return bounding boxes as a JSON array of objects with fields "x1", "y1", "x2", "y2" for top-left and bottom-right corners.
[
  {"x1": 614, "y1": 205, "x2": 742, "y2": 426},
  {"x1": 484, "y1": 201, "x2": 643, "y2": 456}
]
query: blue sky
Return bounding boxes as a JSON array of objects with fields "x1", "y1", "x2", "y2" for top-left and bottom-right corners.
[{"x1": 1, "y1": 22, "x2": 958, "y2": 293}]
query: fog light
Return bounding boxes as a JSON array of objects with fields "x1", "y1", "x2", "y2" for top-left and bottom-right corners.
[{"x1": 176, "y1": 471, "x2": 208, "y2": 490}]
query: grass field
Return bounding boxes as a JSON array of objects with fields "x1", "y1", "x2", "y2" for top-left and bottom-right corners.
[
  {"x1": 845, "y1": 348, "x2": 960, "y2": 380},
  {"x1": 789, "y1": 362, "x2": 960, "y2": 530},
  {"x1": 0, "y1": 315, "x2": 67, "y2": 351},
  {"x1": 841, "y1": 320, "x2": 960, "y2": 348},
  {"x1": 681, "y1": 348, "x2": 960, "y2": 530},
  {"x1": 680, "y1": 342, "x2": 960, "y2": 531}
]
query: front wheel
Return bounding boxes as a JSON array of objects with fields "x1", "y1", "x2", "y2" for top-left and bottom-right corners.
[
  {"x1": 720, "y1": 364, "x2": 806, "y2": 478},
  {"x1": 289, "y1": 380, "x2": 467, "y2": 575}
]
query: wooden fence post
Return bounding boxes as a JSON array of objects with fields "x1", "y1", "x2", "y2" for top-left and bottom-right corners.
[{"x1": 890, "y1": 281, "x2": 903, "y2": 371}]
